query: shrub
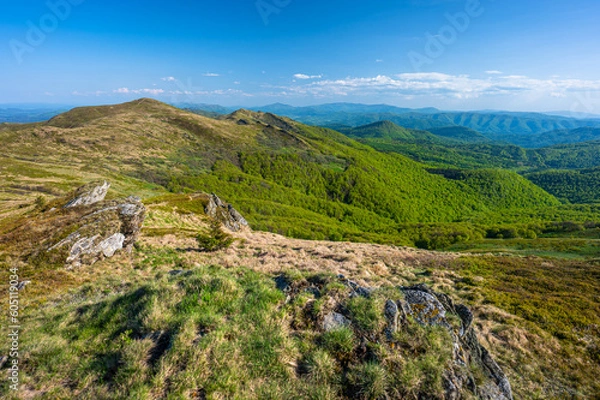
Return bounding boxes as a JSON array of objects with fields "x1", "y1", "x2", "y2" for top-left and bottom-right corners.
[{"x1": 196, "y1": 220, "x2": 234, "y2": 251}]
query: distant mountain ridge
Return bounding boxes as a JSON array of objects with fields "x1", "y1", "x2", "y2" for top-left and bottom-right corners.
[
  {"x1": 186, "y1": 102, "x2": 600, "y2": 146},
  {"x1": 4, "y1": 101, "x2": 600, "y2": 148}
]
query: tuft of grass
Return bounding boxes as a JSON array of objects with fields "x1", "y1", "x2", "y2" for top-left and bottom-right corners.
[
  {"x1": 347, "y1": 362, "x2": 389, "y2": 400},
  {"x1": 320, "y1": 327, "x2": 356, "y2": 360},
  {"x1": 346, "y1": 296, "x2": 385, "y2": 332},
  {"x1": 305, "y1": 349, "x2": 338, "y2": 384}
]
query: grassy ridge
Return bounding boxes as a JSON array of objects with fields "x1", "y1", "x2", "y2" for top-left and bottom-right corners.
[{"x1": 0, "y1": 99, "x2": 565, "y2": 249}]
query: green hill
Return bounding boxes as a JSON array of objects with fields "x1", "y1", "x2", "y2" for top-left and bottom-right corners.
[
  {"x1": 501, "y1": 127, "x2": 600, "y2": 148},
  {"x1": 230, "y1": 104, "x2": 600, "y2": 142},
  {"x1": 0, "y1": 99, "x2": 560, "y2": 246},
  {"x1": 343, "y1": 120, "x2": 437, "y2": 141}
]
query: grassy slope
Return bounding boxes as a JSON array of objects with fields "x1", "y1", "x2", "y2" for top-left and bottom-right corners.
[
  {"x1": 0, "y1": 100, "x2": 599, "y2": 399},
  {"x1": 0, "y1": 99, "x2": 560, "y2": 248},
  {"x1": 1, "y1": 194, "x2": 598, "y2": 398}
]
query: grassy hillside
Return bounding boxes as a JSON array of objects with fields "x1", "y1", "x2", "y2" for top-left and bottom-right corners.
[
  {"x1": 0, "y1": 99, "x2": 560, "y2": 247},
  {"x1": 1, "y1": 192, "x2": 598, "y2": 399}
]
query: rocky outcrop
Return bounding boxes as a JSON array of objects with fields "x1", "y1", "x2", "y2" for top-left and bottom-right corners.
[
  {"x1": 47, "y1": 194, "x2": 145, "y2": 268},
  {"x1": 204, "y1": 193, "x2": 248, "y2": 232},
  {"x1": 64, "y1": 181, "x2": 110, "y2": 208},
  {"x1": 276, "y1": 274, "x2": 513, "y2": 400},
  {"x1": 399, "y1": 284, "x2": 513, "y2": 400}
]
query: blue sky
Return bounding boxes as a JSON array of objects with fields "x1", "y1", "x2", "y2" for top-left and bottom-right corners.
[{"x1": 1, "y1": 0, "x2": 600, "y2": 112}]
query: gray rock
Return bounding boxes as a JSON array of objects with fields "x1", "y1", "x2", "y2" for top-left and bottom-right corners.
[
  {"x1": 274, "y1": 275, "x2": 291, "y2": 292},
  {"x1": 0, "y1": 355, "x2": 7, "y2": 369},
  {"x1": 205, "y1": 193, "x2": 248, "y2": 232},
  {"x1": 98, "y1": 233, "x2": 125, "y2": 257},
  {"x1": 401, "y1": 288, "x2": 447, "y2": 326},
  {"x1": 401, "y1": 284, "x2": 513, "y2": 400},
  {"x1": 47, "y1": 183, "x2": 146, "y2": 268},
  {"x1": 384, "y1": 299, "x2": 399, "y2": 338},
  {"x1": 64, "y1": 181, "x2": 110, "y2": 208},
  {"x1": 455, "y1": 303, "x2": 474, "y2": 337},
  {"x1": 323, "y1": 311, "x2": 351, "y2": 332},
  {"x1": 340, "y1": 276, "x2": 373, "y2": 298}
]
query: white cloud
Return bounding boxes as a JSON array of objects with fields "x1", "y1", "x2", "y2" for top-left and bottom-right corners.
[
  {"x1": 375, "y1": 59, "x2": 384, "y2": 63},
  {"x1": 294, "y1": 73, "x2": 323, "y2": 80},
  {"x1": 278, "y1": 73, "x2": 600, "y2": 100},
  {"x1": 202, "y1": 72, "x2": 220, "y2": 77},
  {"x1": 161, "y1": 76, "x2": 176, "y2": 82},
  {"x1": 113, "y1": 88, "x2": 165, "y2": 95},
  {"x1": 485, "y1": 70, "x2": 503, "y2": 75}
]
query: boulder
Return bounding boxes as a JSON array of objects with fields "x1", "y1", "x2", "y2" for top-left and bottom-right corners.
[
  {"x1": 64, "y1": 181, "x2": 110, "y2": 208},
  {"x1": 401, "y1": 288, "x2": 448, "y2": 326},
  {"x1": 401, "y1": 284, "x2": 513, "y2": 400},
  {"x1": 204, "y1": 193, "x2": 248, "y2": 232},
  {"x1": 273, "y1": 276, "x2": 513, "y2": 400},
  {"x1": 43, "y1": 185, "x2": 146, "y2": 268}
]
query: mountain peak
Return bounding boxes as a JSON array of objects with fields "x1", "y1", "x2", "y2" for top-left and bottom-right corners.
[{"x1": 47, "y1": 98, "x2": 176, "y2": 128}]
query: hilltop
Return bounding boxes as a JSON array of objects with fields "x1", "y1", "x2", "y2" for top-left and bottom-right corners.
[{"x1": 0, "y1": 99, "x2": 560, "y2": 247}]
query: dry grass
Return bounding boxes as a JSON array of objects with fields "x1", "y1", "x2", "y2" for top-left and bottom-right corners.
[{"x1": 141, "y1": 228, "x2": 460, "y2": 288}]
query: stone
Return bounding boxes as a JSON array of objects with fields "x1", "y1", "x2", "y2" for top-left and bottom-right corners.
[
  {"x1": 323, "y1": 311, "x2": 351, "y2": 332},
  {"x1": 401, "y1": 288, "x2": 447, "y2": 326},
  {"x1": 98, "y1": 233, "x2": 125, "y2": 257},
  {"x1": 384, "y1": 299, "x2": 399, "y2": 338},
  {"x1": 274, "y1": 274, "x2": 291, "y2": 292},
  {"x1": 46, "y1": 183, "x2": 146, "y2": 268},
  {"x1": 455, "y1": 303, "x2": 473, "y2": 337},
  {"x1": 339, "y1": 276, "x2": 373, "y2": 298},
  {"x1": 64, "y1": 181, "x2": 110, "y2": 208},
  {"x1": 205, "y1": 193, "x2": 248, "y2": 232},
  {"x1": 400, "y1": 284, "x2": 513, "y2": 400}
]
